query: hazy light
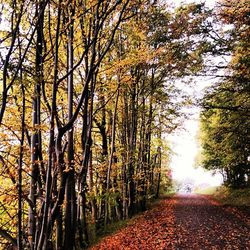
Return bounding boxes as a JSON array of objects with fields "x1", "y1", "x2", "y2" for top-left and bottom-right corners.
[
  {"x1": 168, "y1": 117, "x2": 223, "y2": 188},
  {"x1": 166, "y1": 0, "x2": 222, "y2": 190},
  {"x1": 167, "y1": 79, "x2": 223, "y2": 188},
  {"x1": 171, "y1": 0, "x2": 216, "y2": 8}
]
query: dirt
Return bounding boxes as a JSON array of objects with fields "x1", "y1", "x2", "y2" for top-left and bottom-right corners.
[{"x1": 90, "y1": 194, "x2": 250, "y2": 250}]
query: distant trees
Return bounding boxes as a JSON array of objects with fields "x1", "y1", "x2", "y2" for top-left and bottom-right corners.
[
  {"x1": 200, "y1": 0, "x2": 250, "y2": 188},
  {"x1": 0, "y1": 0, "x2": 217, "y2": 249}
]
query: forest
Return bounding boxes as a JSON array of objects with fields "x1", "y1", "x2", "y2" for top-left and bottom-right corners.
[{"x1": 0, "y1": 0, "x2": 249, "y2": 249}]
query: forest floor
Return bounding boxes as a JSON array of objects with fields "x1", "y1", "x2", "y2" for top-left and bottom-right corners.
[{"x1": 90, "y1": 194, "x2": 250, "y2": 250}]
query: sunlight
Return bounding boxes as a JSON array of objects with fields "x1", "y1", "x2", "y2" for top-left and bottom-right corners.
[
  {"x1": 167, "y1": 0, "x2": 222, "y2": 189},
  {"x1": 171, "y1": 0, "x2": 216, "y2": 8},
  {"x1": 167, "y1": 72, "x2": 223, "y2": 190},
  {"x1": 168, "y1": 115, "x2": 223, "y2": 190}
]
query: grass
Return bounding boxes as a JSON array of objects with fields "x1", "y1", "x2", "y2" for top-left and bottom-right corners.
[
  {"x1": 194, "y1": 186, "x2": 219, "y2": 195},
  {"x1": 87, "y1": 217, "x2": 130, "y2": 248},
  {"x1": 87, "y1": 195, "x2": 167, "y2": 248},
  {"x1": 87, "y1": 191, "x2": 177, "y2": 248},
  {"x1": 195, "y1": 185, "x2": 250, "y2": 206},
  {"x1": 212, "y1": 186, "x2": 250, "y2": 206}
]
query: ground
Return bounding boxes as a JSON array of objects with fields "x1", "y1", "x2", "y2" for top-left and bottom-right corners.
[{"x1": 90, "y1": 195, "x2": 250, "y2": 250}]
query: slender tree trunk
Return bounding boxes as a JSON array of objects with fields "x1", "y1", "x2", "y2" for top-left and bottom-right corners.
[
  {"x1": 56, "y1": 209, "x2": 63, "y2": 250},
  {"x1": 64, "y1": 2, "x2": 76, "y2": 249},
  {"x1": 121, "y1": 92, "x2": 129, "y2": 219},
  {"x1": 77, "y1": 75, "x2": 96, "y2": 247},
  {"x1": 156, "y1": 146, "x2": 162, "y2": 199},
  {"x1": 77, "y1": 90, "x2": 89, "y2": 248},
  {"x1": 95, "y1": 90, "x2": 108, "y2": 230},
  {"x1": 80, "y1": 110, "x2": 93, "y2": 247},
  {"x1": 105, "y1": 88, "x2": 120, "y2": 227},
  {"x1": 29, "y1": 2, "x2": 44, "y2": 248},
  {"x1": 148, "y1": 69, "x2": 155, "y2": 193},
  {"x1": 37, "y1": 3, "x2": 61, "y2": 249},
  {"x1": 17, "y1": 70, "x2": 25, "y2": 250},
  {"x1": 128, "y1": 74, "x2": 138, "y2": 217},
  {"x1": 88, "y1": 149, "x2": 97, "y2": 239},
  {"x1": 139, "y1": 87, "x2": 147, "y2": 211}
]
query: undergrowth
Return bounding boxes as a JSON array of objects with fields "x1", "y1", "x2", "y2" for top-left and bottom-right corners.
[
  {"x1": 195, "y1": 185, "x2": 250, "y2": 206},
  {"x1": 213, "y1": 186, "x2": 250, "y2": 206}
]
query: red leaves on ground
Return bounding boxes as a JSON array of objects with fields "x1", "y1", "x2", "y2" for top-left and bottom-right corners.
[
  {"x1": 91, "y1": 195, "x2": 250, "y2": 249},
  {"x1": 91, "y1": 198, "x2": 176, "y2": 250}
]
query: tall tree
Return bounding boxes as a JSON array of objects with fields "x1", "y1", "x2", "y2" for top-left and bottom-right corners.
[
  {"x1": 200, "y1": 0, "x2": 250, "y2": 188},
  {"x1": 0, "y1": 1, "x2": 216, "y2": 248}
]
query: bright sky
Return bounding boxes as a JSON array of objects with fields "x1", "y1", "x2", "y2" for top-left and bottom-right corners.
[
  {"x1": 168, "y1": 0, "x2": 223, "y2": 188},
  {"x1": 168, "y1": 83, "x2": 224, "y2": 187},
  {"x1": 171, "y1": 0, "x2": 216, "y2": 8},
  {"x1": 168, "y1": 114, "x2": 223, "y2": 187},
  {"x1": 168, "y1": 76, "x2": 223, "y2": 188}
]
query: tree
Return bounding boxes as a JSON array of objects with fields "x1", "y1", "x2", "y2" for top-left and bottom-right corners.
[
  {"x1": 0, "y1": 0, "x2": 216, "y2": 248},
  {"x1": 200, "y1": 0, "x2": 250, "y2": 188}
]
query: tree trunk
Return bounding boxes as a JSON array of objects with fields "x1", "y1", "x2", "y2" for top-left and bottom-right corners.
[
  {"x1": 17, "y1": 68, "x2": 25, "y2": 250},
  {"x1": 105, "y1": 88, "x2": 120, "y2": 227},
  {"x1": 156, "y1": 146, "x2": 162, "y2": 199},
  {"x1": 121, "y1": 91, "x2": 129, "y2": 219},
  {"x1": 128, "y1": 71, "x2": 139, "y2": 217},
  {"x1": 88, "y1": 149, "x2": 97, "y2": 239},
  {"x1": 64, "y1": 3, "x2": 76, "y2": 249},
  {"x1": 36, "y1": 4, "x2": 61, "y2": 249},
  {"x1": 29, "y1": 2, "x2": 44, "y2": 248}
]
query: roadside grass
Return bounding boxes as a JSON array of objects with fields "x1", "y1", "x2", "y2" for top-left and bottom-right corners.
[
  {"x1": 87, "y1": 218, "x2": 130, "y2": 247},
  {"x1": 195, "y1": 185, "x2": 250, "y2": 206},
  {"x1": 87, "y1": 193, "x2": 173, "y2": 248},
  {"x1": 213, "y1": 186, "x2": 250, "y2": 206},
  {"x1": 194, "y1": 186, "x2": 219, "y2": 195}
]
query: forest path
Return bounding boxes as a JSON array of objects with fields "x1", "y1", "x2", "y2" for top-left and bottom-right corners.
[{"x1": 90, "y1": 194, "x2": 250, "y2": 250}]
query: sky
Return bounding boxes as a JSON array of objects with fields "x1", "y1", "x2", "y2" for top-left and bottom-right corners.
[
  {"x1": 171, "y1": 0, "x2": 216, "y2": 8},
  {"x1": 168, "y1": 0, "x2": 223, "y2": 189},
  {"x1": 168, "y1": 78, "x2": 223, "y2": 188},
  {"x1": 168, "y1": 115, "x2": 223, "y2": 187}
]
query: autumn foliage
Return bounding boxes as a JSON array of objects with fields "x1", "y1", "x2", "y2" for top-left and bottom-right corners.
[{"x1": 0, "y1": 0, "x2": 249, "y2": 249}]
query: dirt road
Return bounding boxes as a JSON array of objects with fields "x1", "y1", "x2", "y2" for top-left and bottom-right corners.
[{"x1": 91, "y1": 195, "x2": 250, "y2": 250}]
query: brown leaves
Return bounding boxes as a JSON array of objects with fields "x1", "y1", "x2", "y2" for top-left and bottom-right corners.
[
  {"x1": 91, "y1": 198, "x2": 176, "y2": 250},
  {"x1": 91, "y1": 195, "x2": 250, "y2": 249}
]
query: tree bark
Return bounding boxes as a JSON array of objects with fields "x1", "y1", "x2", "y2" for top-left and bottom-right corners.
[
  {"x1": 64, "y1": 2, "x2": 77, "y2": 249},
  {"x1": 17, "y1": 70, "x2": 25, "y2": 250},
  {"x1": 28, "y1": 2, "x2": 45, "y2": 248},
  {"x1": 37, "y1": 3, "x2": 61, "y2": 249},
  {"x1": 105, "y1": 87, "x2": 120, "y2": 227}
]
